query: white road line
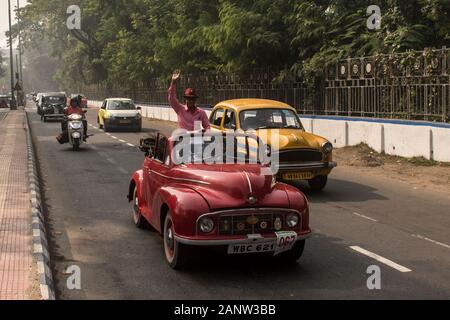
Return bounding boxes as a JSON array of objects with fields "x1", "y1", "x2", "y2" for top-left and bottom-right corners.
[
  {"x1": 412, "y1": 235, "x2": 450, "y2": 249},
  {"x1": 350, "y1": 246, "x2": 412, "y2": 273},
  {"x1": 127, "y1": 143, "x2": 135, "y2": 147},
  {"x1": 119, "y1": 139, "x2": 126, "y2": 143},
  {"x1": 352, "y1": 212, "x2": 378, "y2": 222},
  {"x1": 106, "y1": 133, "x2": 111, "y2": 136},
  {"x1": 118, "y1": 167, "x2": 128, "y2": 174},
  {"x1": 106, "y1": 158, "x2": 117, "y2": 165},
  {"x1": 111, "y1": 136, "x2": 118, "y2": 139}
]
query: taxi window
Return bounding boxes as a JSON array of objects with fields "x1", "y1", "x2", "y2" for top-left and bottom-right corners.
[
  {"x1": 210, "y1": 108, "x2": 224, "y2": 126},
  {"x1": 223, "y1": 110, "x2": 236, "y2": 130}
]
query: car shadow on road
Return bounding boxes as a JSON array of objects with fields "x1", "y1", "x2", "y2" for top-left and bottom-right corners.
[
  {"x1": 287, "y1": 178, "x2": 388, "y2": 203},
  {"x1": 166, "y1": 232, "x2": 389, "y2": 299}
]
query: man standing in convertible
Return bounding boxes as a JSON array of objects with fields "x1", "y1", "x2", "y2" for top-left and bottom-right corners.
[{"x1": 168, "y1": 70, "x2": 211, "y2": 131}]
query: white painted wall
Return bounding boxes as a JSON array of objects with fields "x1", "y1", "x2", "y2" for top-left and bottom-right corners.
[{"x1": 89, "y1": 100, "x2": 450, "y2": 162}]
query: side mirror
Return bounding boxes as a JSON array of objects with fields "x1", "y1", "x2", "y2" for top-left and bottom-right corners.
[
  {"x1": 136, "y1": 107, "x2": 142, "y2": 110},
  {"x1": 83, "y1": 110, "x2": 87, "y2": 114},
  {"x1": 139, "y1": 138, "x2": 154, "y2": 157}
]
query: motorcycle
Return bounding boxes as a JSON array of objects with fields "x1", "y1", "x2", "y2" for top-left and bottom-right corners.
[{"x1": 67, "y1": 113, "x2": 85, "y2": 151}]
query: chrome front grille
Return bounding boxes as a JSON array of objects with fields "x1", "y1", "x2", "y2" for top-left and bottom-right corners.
[
  {"x1": 212, "y1": 209, "x2": 300, "y2": 236},
  {"x1": 278, "y1": 149, "x2": 323, "y2": 163}
]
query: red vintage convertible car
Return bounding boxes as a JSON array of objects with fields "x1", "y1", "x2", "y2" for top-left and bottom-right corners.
[{"x1": 128, "y1": 131, "x2": 311, "y2": 269}]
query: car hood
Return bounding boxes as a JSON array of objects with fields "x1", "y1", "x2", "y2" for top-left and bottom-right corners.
[
  {"x1": 170, "y1": 164, "x2": 289, "y2": 210},
  {"x1": 108, "y1": 110, "x2": 139, "y2": 117},
  {"x1": 253, "y1": 129, "x2": 328, "y2": 151}
]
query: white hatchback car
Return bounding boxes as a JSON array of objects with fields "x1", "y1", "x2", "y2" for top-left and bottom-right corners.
[{"x1": 98, "y1": 98, "x2": 142, "y2": 132}]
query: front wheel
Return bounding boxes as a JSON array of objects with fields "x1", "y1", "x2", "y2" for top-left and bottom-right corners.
[
  {"x1": 308, "y1": 175, "x2": 328, "y2": 192},
  {"x1": 132, "y1": 188, "x2": 148, "y2": 229},
  {"x1": 163, "y1": 212, "x2": 191, "y2": 270},
  {"x1": 72, "y1": 138, "x2": 80, "y2": 151}
]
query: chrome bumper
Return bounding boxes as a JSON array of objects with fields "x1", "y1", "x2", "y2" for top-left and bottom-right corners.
[
  {"x1": 174, "y1": 233, "x2": 311, "y2": 246},
  {"x1": 276, "y1": 161, "x2": 337, "y2": 171}
]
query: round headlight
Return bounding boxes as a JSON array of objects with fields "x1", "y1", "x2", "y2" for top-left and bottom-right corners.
[
  {"x1": 199, "y1": 217, "x2": 214, "y2": 233},
  {"x1": 323, "y1": 142, "x2": 333, "y2": 154},
  {"x1": 286, "y1": 214, "x2": 299, "y2": 228}
]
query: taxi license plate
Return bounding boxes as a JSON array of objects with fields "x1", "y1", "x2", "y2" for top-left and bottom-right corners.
[
  {"x1": 227, "y1": 231, "x2": 298, "y2": 255},
  {"x1": 120, "y1": 120, "x2": 131, "y2": 124},
  {"x1": 282, "y1": 172, "x2": 314, "y2": 181}
]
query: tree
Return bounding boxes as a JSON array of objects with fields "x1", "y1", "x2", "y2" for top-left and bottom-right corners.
[{"x1": 0, "y1": 52, "x2": 6, "y2": 79}]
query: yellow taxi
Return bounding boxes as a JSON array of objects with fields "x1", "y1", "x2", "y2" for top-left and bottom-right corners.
[{"x1": 209, "y1": 99, "x2": 337, "y2": 191}]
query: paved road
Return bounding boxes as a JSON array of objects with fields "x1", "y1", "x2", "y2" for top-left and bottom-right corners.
[{"x1": 26, "y1": 105, "x2": 450, "y2": 299}]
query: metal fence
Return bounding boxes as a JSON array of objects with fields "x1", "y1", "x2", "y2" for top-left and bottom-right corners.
[
  {"x1": 325, "y1": 47, "x2": 450, "y2": 121},
  {"x1": 81, "y1": 47, "x2": 450, "y2": 123}
]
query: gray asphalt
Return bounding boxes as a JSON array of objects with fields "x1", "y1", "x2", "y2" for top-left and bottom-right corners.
[{"x1": 26, "y1": 105, "x2": 450, "y2": 300}]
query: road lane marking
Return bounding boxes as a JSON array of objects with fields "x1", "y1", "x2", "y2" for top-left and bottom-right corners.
[
  {"x1": 118, "y1": 167, "x2": 128, "y2": 174},
  {"x1": 111, "y1": 136, "x2": 118, "y2": 139},
  {"x1": 105, "y1": 133, "x2": 111, "y2": 136},
  {"x1": 352, "y1": 212, "x2": 378, "y2": 222},
  {"x1": 119, "y1": 139, "x2": 126, "y2": 143},
  {"x1": 127, "y1": 143, "x2": 135, "y2": 147},
  {"x1": 412, "y1": 235, "x2": 450, "y2": 249},
  {"x1": 350, "y1": 246, "x2": 412, "y2": 273}
]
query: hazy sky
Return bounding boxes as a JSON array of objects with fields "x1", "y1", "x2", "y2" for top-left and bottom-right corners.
[{"x1": 0, "y1": 0, "x2": 27, "y2": 49}]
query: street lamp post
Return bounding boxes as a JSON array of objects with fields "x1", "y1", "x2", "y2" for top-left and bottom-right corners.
[
  {"x1": 17, "y1": 0, "x2": 23, "y2": 83},
  {"x1": 8, "y1": 0, "x2": 17, "y2": 110}
]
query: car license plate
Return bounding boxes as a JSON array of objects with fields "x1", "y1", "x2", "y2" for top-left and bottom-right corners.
[
  {"x1": 273, "y1": 231, "x2": 298, "y2": 255},
  {"x1": 282, "y1": 172, "x2": 314, "y2": 181},
  {"x1": 227, "y1": 242, "x2": 275, "y2": 255},
  {"x1": 120, "y1": 120, "x2": 131, "y2": 124}
]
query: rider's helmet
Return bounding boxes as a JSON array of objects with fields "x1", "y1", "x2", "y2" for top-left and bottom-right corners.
[{"x1": 70, "y1": 95, "x2": 83, "y2": 108}]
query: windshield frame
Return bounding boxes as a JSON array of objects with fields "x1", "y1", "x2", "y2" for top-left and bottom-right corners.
[
  {"x1": 238, "y1": 108, "x2": 304, "y2": 131},
  {"x1": 170, "y1": 132, "x2": 268, "y2": 166}
]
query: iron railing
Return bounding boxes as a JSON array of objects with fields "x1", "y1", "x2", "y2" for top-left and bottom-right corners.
[{"x1": 79, "y1": 47, "x2": 450, "y2": 123}]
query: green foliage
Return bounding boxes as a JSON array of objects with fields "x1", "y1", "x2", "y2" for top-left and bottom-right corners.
[{"x1": 10, "y1": 0, "x2": 450, "y2": 90}]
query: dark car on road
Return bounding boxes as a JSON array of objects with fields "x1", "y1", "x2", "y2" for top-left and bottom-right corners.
[{"x1": 38, "y1": 92, "x2": 67, "y2": 122}]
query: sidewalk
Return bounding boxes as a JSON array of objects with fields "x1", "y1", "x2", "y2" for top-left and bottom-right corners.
[{"x1": 0, "y1": 108, "x2": 38, "y2": 299}]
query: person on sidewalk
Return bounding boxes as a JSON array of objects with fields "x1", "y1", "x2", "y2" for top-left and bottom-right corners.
[{"x1": 168, "y1": 70, "x2": 211, "y2": 131}]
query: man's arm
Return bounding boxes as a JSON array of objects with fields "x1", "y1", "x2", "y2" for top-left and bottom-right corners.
[
  {"x1": 201, "y1": 110, "x2": 211, "y2": 130},
  {"x1": 168, "y1": 70, "x2": 184, "y2": 114}
]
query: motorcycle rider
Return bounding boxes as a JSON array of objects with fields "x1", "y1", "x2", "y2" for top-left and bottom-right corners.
[{"x1": 58, "y1": 95, "x2": 88, "y2": 143}]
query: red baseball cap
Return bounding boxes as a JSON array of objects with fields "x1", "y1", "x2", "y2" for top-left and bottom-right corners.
[{"x1": 183, "y1": 88, "x2": 199, "y2": 99}]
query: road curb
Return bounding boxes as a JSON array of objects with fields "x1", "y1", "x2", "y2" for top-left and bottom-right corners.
[{"x1": 25, "y1": 110, "x2": 56, "y2": 300}]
